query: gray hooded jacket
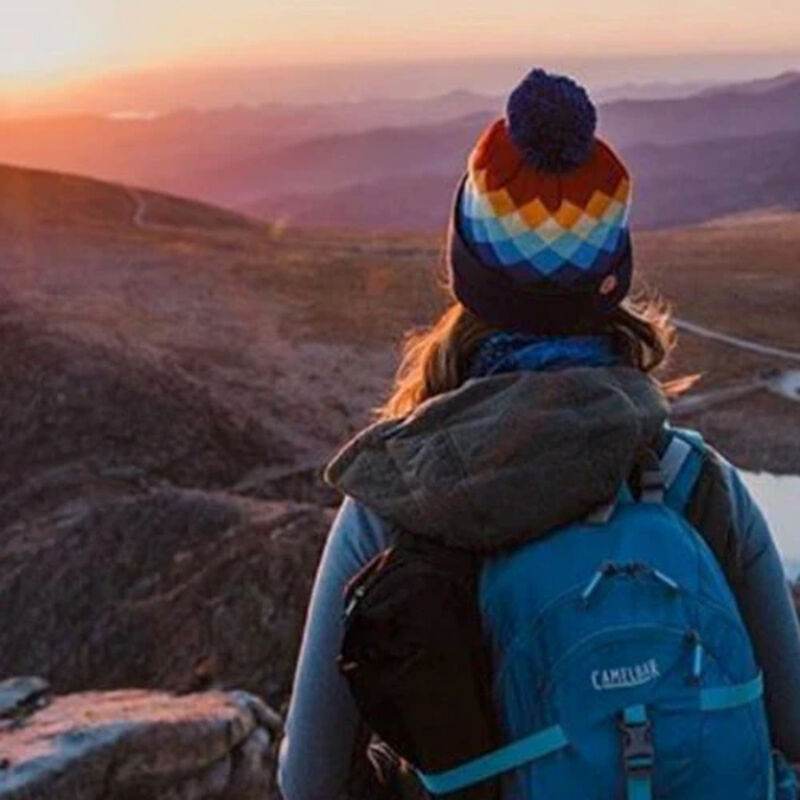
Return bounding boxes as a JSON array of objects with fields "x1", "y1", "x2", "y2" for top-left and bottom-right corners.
[
  {"x1": 325, "y1": 366, "x2": 667, "y2": 549},
  {"x1": 279, "y1": 367, "x2": 800, "y2": 800}
]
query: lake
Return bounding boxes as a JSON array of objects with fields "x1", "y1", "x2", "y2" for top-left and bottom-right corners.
[{"x1": 742, "y1": 472, "x2": 800, "y2": 578}]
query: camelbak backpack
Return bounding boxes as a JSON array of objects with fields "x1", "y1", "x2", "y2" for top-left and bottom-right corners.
[{"x1": 339, "y1": 429, "x2": 797, "y2": 800}]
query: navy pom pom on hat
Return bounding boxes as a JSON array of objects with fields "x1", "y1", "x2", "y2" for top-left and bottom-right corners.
[{"x1": 448, "y1": 68, "x2": 633, "y2": 334}]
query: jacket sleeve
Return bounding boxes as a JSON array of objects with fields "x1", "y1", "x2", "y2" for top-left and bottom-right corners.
[
  {"x1": 723, "y1": 463, "x2": 800, "y2": 760},
  {"x1": 278, "y1": 496, "x2": 393, "y2": 800}
]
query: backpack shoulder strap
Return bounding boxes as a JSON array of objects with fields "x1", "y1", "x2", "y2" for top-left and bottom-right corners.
[
  {"x1": 659, "y1": 429, "x2": 705, "y2": 513},
  {"x1": 658, "y1": 427, "x2": 743, "y2": 585}
]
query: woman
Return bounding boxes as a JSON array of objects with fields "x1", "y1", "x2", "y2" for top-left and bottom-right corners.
[{"x1": 278, "y1": 68, "x2": 800, "y2": 800}]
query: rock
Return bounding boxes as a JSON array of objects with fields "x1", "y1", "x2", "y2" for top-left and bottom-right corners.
[{"x1": 0, "y1": 687, "x2": 279, "y2": 800}]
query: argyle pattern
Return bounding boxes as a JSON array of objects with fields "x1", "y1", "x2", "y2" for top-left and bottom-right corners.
[{"x1": 459, "y1": 118, "x2": 631, "y2": 286}]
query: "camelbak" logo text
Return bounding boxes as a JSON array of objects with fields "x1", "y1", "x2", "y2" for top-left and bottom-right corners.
[{"x1": 591, "y1": 658, "x2": 660, "y2": 691}]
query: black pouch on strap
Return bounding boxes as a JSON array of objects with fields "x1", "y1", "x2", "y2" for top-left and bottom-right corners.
[
  {"x1": 339, "y1": 532, "x2": 500, "y2": 799},
  {"x1": 684, "y1": 449, "x2": 743, "y2": 585}
]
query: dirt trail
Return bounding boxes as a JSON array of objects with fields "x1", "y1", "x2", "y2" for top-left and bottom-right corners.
[
  {"x1": 124, "y1": 185, "x2": 170, "y2": 232},
  {"x1": 674, "y1": 318, "x2": 800, "y2": 363}
]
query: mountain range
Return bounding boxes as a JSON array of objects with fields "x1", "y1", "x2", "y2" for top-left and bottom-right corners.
[{"x1": 1, "y1": 71, "x2": 799, "y2": 232}]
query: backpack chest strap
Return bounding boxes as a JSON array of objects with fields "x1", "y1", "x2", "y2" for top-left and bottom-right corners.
[
  {"x1": 416, "y1": 724, "x2": 569, "y2": 795},
  {"x1": 620, "y1": 704, "x2": 654, "y2": 800},
  {"x1": 415, "y1": 672, "x2": 763, "y2": 796}
]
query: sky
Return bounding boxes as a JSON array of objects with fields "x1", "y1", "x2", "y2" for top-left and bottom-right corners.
[{"x1": 2, "y1": 0, "x2": 800, "y2": 111}]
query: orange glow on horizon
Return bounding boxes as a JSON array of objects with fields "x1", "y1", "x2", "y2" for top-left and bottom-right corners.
[{"x1": 2, "y1": 0, "x2": 799, "y2": 102}]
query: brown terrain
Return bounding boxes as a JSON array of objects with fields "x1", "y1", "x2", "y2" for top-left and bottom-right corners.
[
  {"x1": 0, "y1": 163, "x2": 798, "y2": 796},
  {"x1": 638, "y1": 212, "x2": 800, "y2": 472}
]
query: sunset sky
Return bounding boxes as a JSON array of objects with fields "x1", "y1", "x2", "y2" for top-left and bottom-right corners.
[{"x1": 3, "y1": 0, "x2": 800, "y2": 110}]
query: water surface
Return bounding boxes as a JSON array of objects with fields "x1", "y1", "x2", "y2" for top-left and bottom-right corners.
[{"x1": 742, "y1": 472, "x2": 800, "y2": 577}]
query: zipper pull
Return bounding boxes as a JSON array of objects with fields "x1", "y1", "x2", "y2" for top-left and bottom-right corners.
[
  {"x1": 344, "y1": 585, "x2": 366, "y2": 620},
  {"x1": 581, "y1": 561, "x2": 616, "y2": 604},
  {"x1": 686, "y1": 631, "x2": 704, "y2": 682},
  {"x1": 652, "y1": 568, "x2": 680, "y2": 592}
]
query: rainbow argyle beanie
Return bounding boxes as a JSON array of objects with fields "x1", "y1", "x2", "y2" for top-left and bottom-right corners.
[{"x1": 448, "y1": 68, "x2": 633, "y2": 334}]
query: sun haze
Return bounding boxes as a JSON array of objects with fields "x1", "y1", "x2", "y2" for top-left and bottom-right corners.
[
  {"x1": 2, "y1": 0, "x2": 799, "y2": 115},
  {"x1": 4, "y1": 0, "x2": 800, "y2": 81}
]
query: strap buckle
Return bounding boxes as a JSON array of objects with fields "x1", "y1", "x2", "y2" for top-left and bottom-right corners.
[{"x1": 619, "y1": 716, "x2": 654, "y2": 776}]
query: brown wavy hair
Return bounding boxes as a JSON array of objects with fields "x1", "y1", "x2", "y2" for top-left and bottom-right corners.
[{"x1": 377, "y1": 294, "x2": 689, "y2": 421}]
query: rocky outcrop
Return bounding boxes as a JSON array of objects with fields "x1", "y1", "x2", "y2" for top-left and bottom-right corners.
[
  {"x1": 0, "y1": 679, "x2": 281, "y2": 800},
  {"x1": 0, "y1": 490, "x2": 331, "y2": 703},
  {"x1": 0, "y1": 299, "x2": 343, "y2": 799},
  {"x1": 0, "y1": 303, "x2": 336, "y2": 703}
]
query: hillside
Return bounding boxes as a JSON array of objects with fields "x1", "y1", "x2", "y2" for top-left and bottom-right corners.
[
  {"x1": 0, "y1": 164, "x2": 446, "y2": 709},
  {"x1": 0, "y1": 166, "x2": 382, "y2": 701},
  {"x1": 0, "y1": 165, "x2": 439, "y2": 461},
  {"x1": 636, "y1": 212, "x2": 800, "y2": 472},
  {"x1": 0, "y1": 163, "x2": 254, "y2": 233},
  {"x1": 1, "y1": 164, "x2": 798, "y2": 472}
]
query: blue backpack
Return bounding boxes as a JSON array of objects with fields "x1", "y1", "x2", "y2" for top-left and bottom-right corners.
[{"x1": 414, "y1": 430, "x2": 796, "y2": 800}]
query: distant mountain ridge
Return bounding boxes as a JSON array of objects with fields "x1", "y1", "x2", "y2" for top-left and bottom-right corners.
[
  {"x1": 697, "y1": 70, "x2": 800, "y2": 97},
  {"x1": 599, "y1": 73, "x2": 800, "y2": 147},
  {"x1": 1, "y1": 71, "x2": 799, "y2": 231},
  {"x1": 179, "y1": 112, "x2": 490, "y2": 207},
  {"x1": 244, "y1": 109, "x2": 800, "y2": 231},
  {"x1": 166, "y1": 70, "x2": 800, "y2": 227}
]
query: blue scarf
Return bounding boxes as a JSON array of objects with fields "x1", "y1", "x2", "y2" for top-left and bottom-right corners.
[{"x1": 468, "y1": 332, "x2": 621, "y2": 379}]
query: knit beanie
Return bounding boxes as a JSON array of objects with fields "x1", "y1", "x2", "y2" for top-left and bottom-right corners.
[{"x1": 448, "y1": 68, "x2": 633, "y2": 334}]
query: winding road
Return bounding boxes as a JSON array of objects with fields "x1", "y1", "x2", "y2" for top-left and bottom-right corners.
[
  {"x1": 124, "y1": 186, "x2": 168, "y2": 232},
  {"x1": 674, "y1": 318, "x2": 800, "y2": 364},
  {"x1": 671, "y1": 318, "x2": 800, "y2": 411}
]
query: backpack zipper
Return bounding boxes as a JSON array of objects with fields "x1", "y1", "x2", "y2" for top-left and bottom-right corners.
[{"x1": 344, "y1": 585, "x2": 367, "y2": 620}]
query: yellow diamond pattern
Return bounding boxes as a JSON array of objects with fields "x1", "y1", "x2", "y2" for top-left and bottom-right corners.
[
  {"x1": 485, "y1": 187, "x2": 518, "y2": 217},
  {"x1": 518, "y1": 198, "x2": 550, "y2": 228},
  {"x1": 584, "y1": 190, "x2": 614, "y2": 220},
  {"x1": 553, "y1": 201, "x2": 584, "y2": 229}
]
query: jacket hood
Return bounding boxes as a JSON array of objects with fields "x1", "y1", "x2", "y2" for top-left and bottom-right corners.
[{"x1": 325, "y1": 366, "x2": 668, "y2": 551}]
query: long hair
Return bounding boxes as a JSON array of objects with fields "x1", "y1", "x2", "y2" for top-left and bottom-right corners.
[{"x1": 377, "y1": 294, "x2": 687, "y2": 421}]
